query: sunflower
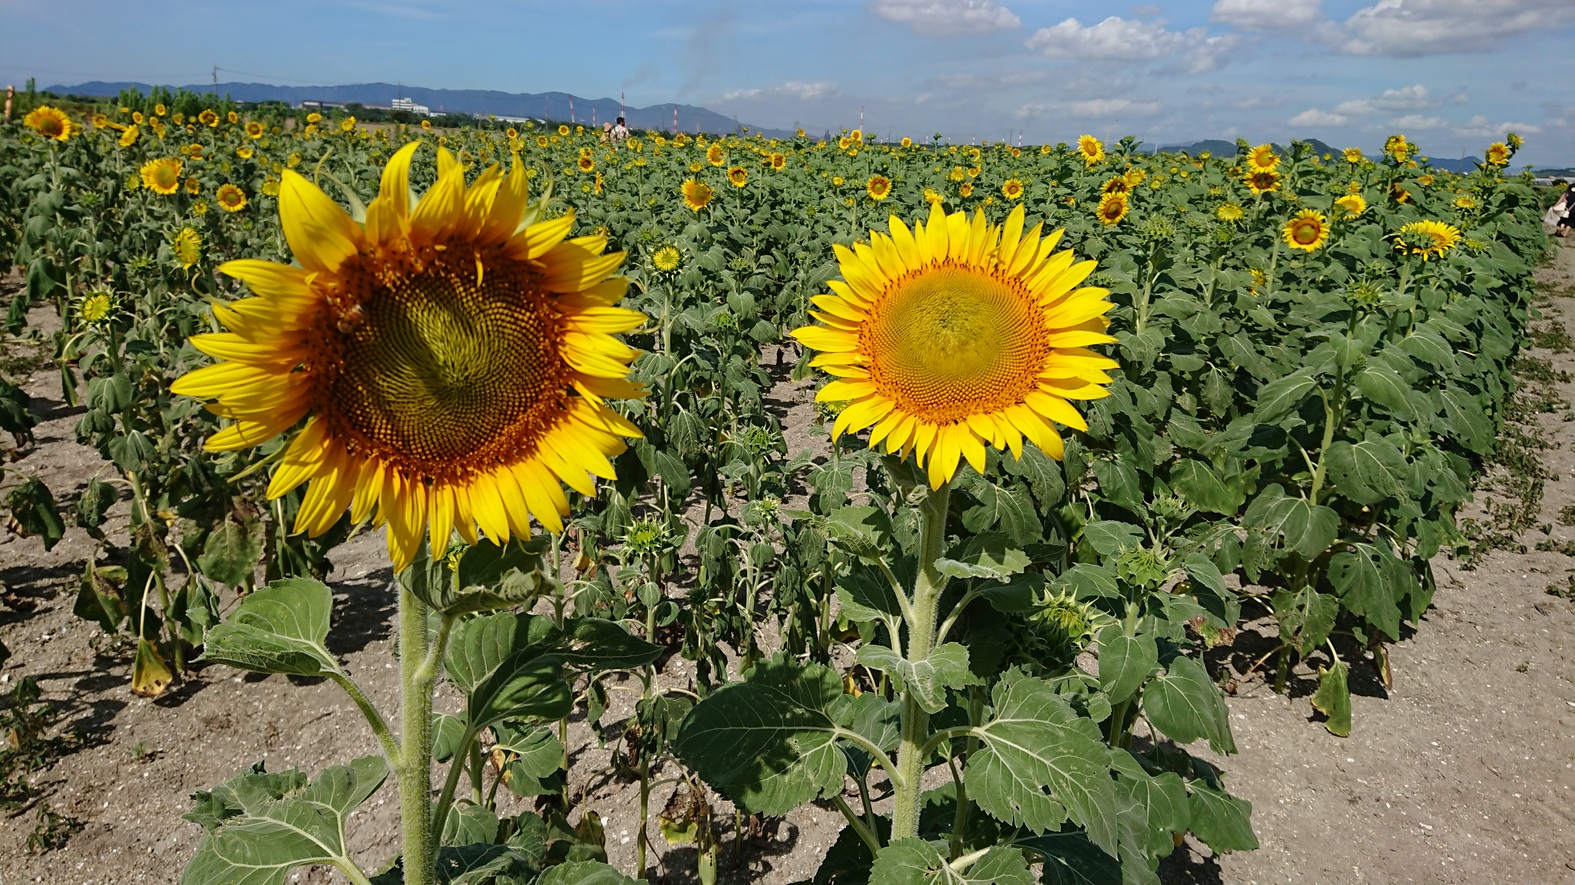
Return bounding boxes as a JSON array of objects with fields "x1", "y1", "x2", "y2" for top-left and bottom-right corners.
[
  {"x1": 171, "y1": 227, "x2": 202, "y2": 269},
  {"x1": 901, "y1": 137, "x2": 913, "y2": 148},
  {"x1": 1394, "y1": 220, "x2": 1461, "y2": 261},
  {"x1": 770, "y1": 152, "x2": 786, "y2": 170},
  {"x1": 185, "y1": 177, "x2": 201, "y2": 195},
  {"x1": 706, "y1": 144, "x2": 726, "y2": 166},
  {"x1": 1334, "y1": 194, "x2": 1366, "y2": 216},
  {"x1": 236, "y1": 145, "x2": 254, "y2": 159},
  {"x1": 577, "y1": 155, "x2": 595, "y2": 172},
  {"x1": 1078, "y1": 135, "x2": 1104, "y2": 165},
  {"x1": 1343, "y1": 147, "x2": 1363, "y2": 163},
  {"x1": 790, "y1": 203, "x2": 1117, "y2": 489},
  {"x1": 199, "y1": 109, "x2": 220, "y2": 127},
  {"x1": 723, "y1": 166, "x2": 746, "y2": 188},
  {"x1": 1217, "y1": 203, "x2": 1244, "y2": 222},
  {"x1": 651, "y1": 245, "x2": 683, "y2": 274},
  {"x1": 119, "y1": 125, "x2": 140, "y2": 148},
  {"x1": 154, "y1": 103, "x2": 167, "y2": 116},
  {"x1": 171, "y1": 144, "x2": 646, "y2": 570},
  {"x1": 1388, "y1": 182, "x2": 1412, "y2": 204},
  {"x1": 1123, "y1": 169, "x2": 1146, "y2": 187},
  {"x1": 1002, "y1": 178, "x2": 1024, "y2": 201},
  {"x1": 681, "y1": 179, "x2": 714, "y2": 211},
  {"x1": 77, "y1": 290, "x2": 117, "y2": 325},
  {"x1": 923, "y1": 187, "x2": 943, "y2": 205},
  {"x1": 24, "y1": 106, "x2": 74, "y2": 141},
  {"x1": 340, "y1": 116, "x2": 357, "y2": 132},
  {"x1": 141, "y1": 157, "x2": 183, "y2": 194},
  {"x1": 1483, "y1": 142, "x2": 1509, "y2": 167},
  {"x1": 1244, "y1": 169, "x2": 1281, "y2": 195},
  {"x1": 422, "y1": 120, "x2": 434, "y2": 130},
  {"x1": 957, "y1": 183, "x2": 974, "y2": 198},
  {"x1": 505, "y1": 127, "x2": 518, "y2": 139},
  {"x1": 227, "y1": 110, "x2": 240, "y2": 124},
  {"x1": 1383, "y1": 134, "x2": 1409, "y2": 162},
  {"x1": 1096, "y1": 192, "x2": 1128, "y2": 225},
  {"x1": 215, "y1": 183, "x2": 248, "y2": 213},
  {"x1": 1454, "y1": 194, "x2": 1478, "y2": 210},
  {"x1": 1101, "y1": 176, "x2": 1129, "y2": 195},
  {"x1": 1246, "y1": 144, "x2": 1278, "y2": 172},
  {"x1": 306, "y1": 112, "x2": 323, "y2": 124},
  {"x1": 866, "y1": 175, "x2": 892, "y2": 201},
  {"x1": 244, "y1": 120, "x2": 264, "y2": 139},
  {"x1": 1282, "y1": 209, "x2": 1329, "y2": 252}
]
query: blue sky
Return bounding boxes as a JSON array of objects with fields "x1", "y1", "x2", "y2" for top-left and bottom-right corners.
[{"x1": 3, "y1": 0, "x2": 1572, "y2": 167}]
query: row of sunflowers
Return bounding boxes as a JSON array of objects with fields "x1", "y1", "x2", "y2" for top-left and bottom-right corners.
[{"x1": 0, "y1": 93, "x2": 1549, "y2": 885}]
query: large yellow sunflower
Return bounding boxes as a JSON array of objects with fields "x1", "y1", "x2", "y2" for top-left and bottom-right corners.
[
  {"x1": 706, "y1": 144, "x2": 726, "y2": 166},
  {"x1": 682, "y1": 178, "x2": 714, "y2": 211},
  {"x1": 1096, "y1": 192, "x2": 1129, "y2": 225},
  {"x1": 1244, "y1": 169, "x2": 1281, "y2": 195},
  {"x1": 1001, "y1": 178, "x2": 1024, "y2": 201},
  {"x1": 1246, "y1": 144, "x2": 1278, "y2": 172},
  {"x1": 1282, "y1": 209, "x2": 1329, "y2": 251},
  {"x1": 866, "y1": 174, "x2": 892, "y2": 201},
  {"x1": 141, "y1": 157, "x2": 183, "y2": 194},
  {"x1": 728, "y1": 166, "x2": 749, "y2": 188},
  {"x1": 1334, "y1": 194, "x2": 1366, "y2": 216},
  {"x1": 1394, "y1": 220, "x2": 1461, "y2": 261},
  {"x1": 1483, "y1": 142, "x2": 1509, "y2": 167},
  {"x1": 24, "y1": 106, "x2": 75, "y2": 141},
  {"x1": 171, "y1": 143, "x2": 646, "y2": 570},
  {"x1": 215, "y1": 183, "x2": 247, "y2": 213},
  {"x1": 1078, "y1": 135, "x2": 1104, "y2": 166},
  {"x1": 791, "y1": 204, "x2": 1118, "y2": 489}
]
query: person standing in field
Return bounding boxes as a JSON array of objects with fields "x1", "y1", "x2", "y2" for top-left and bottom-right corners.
[
  {"x1": 1558, "y1": 182, "x2": 1575, "y2": 239},
  {"x1": 610, "y1": 116, "x2": 629, "y2": 144}
]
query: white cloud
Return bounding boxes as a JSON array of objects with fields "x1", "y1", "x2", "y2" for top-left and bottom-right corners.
[
  {"x1": 1210, "y1": 0, "x2": 1323, "y2": 31},
  {"x1": 1288, "y1": 108, "x2": 1349, "y2": 127},
  {"x1": 1014, "y1": 98, "x2": 1161, "y2": 120},
  {"x1": 1338, "y1": 0, "x2": 1575, "y2": 56},
  {"x1": 1332, "y1": 84, "x2": 1437, "y2": 116},
  {"x1": 869, "y1": 0, "x2": 1021, "y2": 34},
  {"x1": 1453, "y1": 115, "x2": 1542, "y2": 138},
  {"x1": 1388, "y1": 114, "x2": 1449, "y2": 130},
  {"x1": 720, "y1": 81, "x2": 840, "y2": 102},
  {"x1": 1026, "y1": 16, "x2": 1239, "y2": 72}
]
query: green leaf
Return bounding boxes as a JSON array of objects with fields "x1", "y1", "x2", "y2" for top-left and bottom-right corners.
[
  {"x1": 1110, "y1": 753, "x2": 1190, "y2": 860},
  {"x1": 967, "y1": 671, "x2": 1121, "y2": 854},
  {"x1": 446, "y1": 613, "x2": 573, "y2": 730},
  {"x1": 403, "y1": 537, "x2": 550, "y2": 616},
  {"x1": 74, "y1": 560, "x2": 128, "y2": 633},
  {"x1": 1251, "y1": 370, "x2": 1319, "y2": 422},
  {"x1": 825, "y1": 505, "x2": 893, "y2": 562},
  {"x1": 1271, "y1": 585, "x2": 1338, "y2": 657},
  {"x1": 181, "y1": 755, "x2": 388, "y2": 885},
  {"x1": 1187, "y1": 783, "x2": 1257, "y2": 852},
  {"x1": 1096, "y1": 627, "x2": 1157, "y2": 704},
  {"x1": 197, "y1": 516, "x2": 264, "y2": 586},
  {"x1": 534, "y1": 861, "x2": 640, "y2": 885},
  {"x1": 836, "y1": 571, "x2": 903, "y2": 625},
  {"x1": 1311, "y1": 660, "x2": 1352, "y2": 737},
  {"x1": 1242, "y1": 484, "x2": 1339, "y2": 562},
  {"x1": 868, "y1": 839, "x2": 1032, "y2": 885},
  {"x1": 675, "y1": 656, "x2": 848, "y2": 815},
  {"x1": 1352, "y1": 365, "x2": 1416, "y2": 419},
  {"x1": 1013, "y1": 829, "x2": 1122, "y2": 885},
  {"x1": 936, "y1": 532, "x2": 1030, "y2": 581},
  {"x1": 440, "y1": 803, "x2": 500, "y2": 847},
  {"x1": 495, "y1": 723, "x2": 567, "y2": 798},
  {"x1": 855, "y1": 643, "x2": 981, "y2": 714},
  {"x1": 1181, "y1": 554, "x2": 1240, "y2": 629},
  {"x1": 199, "y1": 578, "x2": 340, "y2": 678},
  {"x1": 1081, "y1": 521, "x2": 1143, "y2": 557},
  {"x1": 5, "y1": 476, "x2": 64, "y2": 551},
  {"x1": 961, "y1": 480, "x2": 1039, "y2": 545},
  {"x1": 1143, "y1": 656, "x2": 1235, "y2": 754},
  {"x1": 432, "y1": 712, "x2": 467, "y2": 763},
  {"x1": 1091, "y1": 458, "x2": 1144, "y2": 515},
  {"x1": 1324, "y1": 438, "x2": 1408, "y2": 505},
  {"x1": 1169, "y1": 460, "x2": 1242, "y2": 515},
  {"x1": 1325, "y1": 544, "x2": 1404, "y2": 641},
  {"x1": 557, "y1": 618, "x2": 663, "y2": 671}
]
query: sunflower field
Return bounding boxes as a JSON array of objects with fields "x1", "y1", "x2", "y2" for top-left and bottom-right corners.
[{"x1": 0, "y1": 88, "x2": 1549, "y2": 885}]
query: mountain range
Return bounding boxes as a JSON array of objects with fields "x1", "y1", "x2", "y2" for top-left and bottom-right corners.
[
  {"x1": 44, "y1": 81, "x2": 1506, "y2": 173},
  {"x1": 46, "y1": 80, "x2": 798, "y2": 139}
]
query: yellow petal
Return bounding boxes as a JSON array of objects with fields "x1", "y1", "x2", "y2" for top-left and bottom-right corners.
[
  {"x1": 279, "y1": 170, "x2": 361, "y2": 274},
  {"x1": 380, "y1": 140, "x2": 421, "y2": 219}
]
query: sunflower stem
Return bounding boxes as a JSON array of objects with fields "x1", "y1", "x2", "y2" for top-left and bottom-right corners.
[
  {"x1": 890, "y1": 479, "x2": 952, "y2": 844},
  {"x1": 398, "y1": 583, "x2": 436, "y2": 885}
]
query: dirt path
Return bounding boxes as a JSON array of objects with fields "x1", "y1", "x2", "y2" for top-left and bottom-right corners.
[{"x1": 1, "y1": 241, "x2": 1573, "y2": 883}]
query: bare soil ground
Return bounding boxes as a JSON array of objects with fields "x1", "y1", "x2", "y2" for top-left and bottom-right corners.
[{"x1": 1, "y1": 241, "x2": 1573, "y2": 885}]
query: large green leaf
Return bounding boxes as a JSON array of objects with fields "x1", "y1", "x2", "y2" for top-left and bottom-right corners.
[
  {"x1": 674, "y1": 656, "x2": 848, "y2": 815},
  {"x1": 1311, "y1": 661, "x2": 1352, "y2": 737},
  {"x1": 1096, "y1": 627, "x2": 1157, "y2": 704},
  {"x1": 403, "y1": 537, "x2": 550, "y2": 616},
  {"x1": 824, "y1": 505, "x2": 894, "y2": 562},
  {"x1": 534, "y1": 861, "x2": 640, "y2": 885},
  {"x1": 1325, "y1": 543, "x2": 1405, "y2": 640},
  {"x1": 855, "y1": 642, "x2": 981, "y2": 714},
  {"x1": 1352, "y1": 365, "x2": 1417, "y2": 419},
  {"x1": 200, "y1": 578, "x2": 340, "y2": 677},
  {"x1": 197, "y1": 516, "x2": 265, "y2": 586},
  {"x1": 1324, "y1": 438, "x2": 1408, "y2": 505},
  {"x1": 1242, "y1": 484, "x2": 1339, "y2": 563},
  {"x1": 1271, "y1": 585, "x2": 1338, "y2": 657},
  {"x1": 937, "y1": 532, "x2": 1030, "y2": 581},
  {"x1": 966, "y1": 671, "x2": 1121, "y2": 854},
  {"x1": 1187, "y1": 783, "x2": 1257, "y2": 852},
  {"x1": 1110, "y1": 753, "x2": 1190, "y2": 860},
  {"x1": 181, "y1": 755, "x2": 388, "y2": 885},
  {"x1": 446, "y1": 613, "x2": 573, "y2": 730},
  {"x1": 1013, "y1": 829, "x2": 1121, "y2": 885},
  {"x1": 1143, "y1": 656, "x2": 1235, "y2": 754},
  {"x1": 1250, "y1": 370, "x2": 1319, "y2": 422},
  {"x1": 1168, "y1": 459, "x2": 1242, "y2": 515},
  {"x1": 867, "y1": 839, "x2": 1032, "y2": 885}
]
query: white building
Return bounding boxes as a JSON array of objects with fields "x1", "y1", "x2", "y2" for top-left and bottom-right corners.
[{"x1": 391, "y1": 97, "x2": 430, "y2": 116}]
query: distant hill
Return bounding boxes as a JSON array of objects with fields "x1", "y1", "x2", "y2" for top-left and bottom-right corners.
[
  {"x1": 46, "y1": 80, "x2": 798, "y2": 139},
  {"x1": 1155, "y1": 137, "x2": 1488, "y2": 173}
]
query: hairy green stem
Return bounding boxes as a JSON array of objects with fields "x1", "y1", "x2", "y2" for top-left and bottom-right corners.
[
  {"x1": 398, "y1": 585, "x2": 436, "y2": 885},
  {"x1": 890, "y1": 480, "x2": 952, "y2": 844}
]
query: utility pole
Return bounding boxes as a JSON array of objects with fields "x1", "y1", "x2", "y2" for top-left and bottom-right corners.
[{"x1": 211, "y1": 65, "x2": 218, "y2": 97}]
